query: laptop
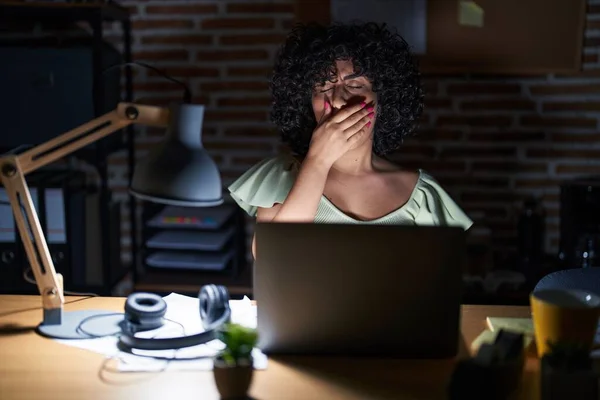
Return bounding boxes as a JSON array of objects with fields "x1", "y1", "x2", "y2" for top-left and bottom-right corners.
[{"x1": 253, "y1": 222, "x2": 467, "y2": 359}]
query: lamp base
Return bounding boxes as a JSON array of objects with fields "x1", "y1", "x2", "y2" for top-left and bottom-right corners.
[{"x1": 37, "y1": 310, "x2": 123, "y2": 340}]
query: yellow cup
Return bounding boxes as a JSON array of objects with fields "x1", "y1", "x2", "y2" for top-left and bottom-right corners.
[{"x1": 530, "y1": 288, "x2": 600, "y2": 358}]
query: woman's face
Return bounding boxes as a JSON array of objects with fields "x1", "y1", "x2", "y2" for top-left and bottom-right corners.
[{"x1": 311, "y1": 59, "x2": 377, "y2": 126}]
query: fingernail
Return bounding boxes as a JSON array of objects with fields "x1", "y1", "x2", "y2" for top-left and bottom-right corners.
[
  {"x1": 367, "y1": 121, "x2": 372, "y2": 127},
  {"x1": 367, "y1": 106, "x2": 374, "y2": 112},
  {"x1": 368, "y1": 112, "x2": 374, "y2": 118},
  {"x1": 360, "y1": 101, "x2": 366, "y2": 107}
]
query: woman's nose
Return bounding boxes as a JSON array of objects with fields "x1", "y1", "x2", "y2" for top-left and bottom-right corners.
[{"x1": 330, "y1": 86, "x2": 347, "y2": 110}]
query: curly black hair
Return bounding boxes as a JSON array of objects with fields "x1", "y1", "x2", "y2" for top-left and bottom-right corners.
[{"x1": 270, "y1": 22, "x2": 424, "y2": 157}]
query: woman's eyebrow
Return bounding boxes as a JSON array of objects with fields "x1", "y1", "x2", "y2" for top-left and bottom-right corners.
[{"x1": 342, "y1": 72, "x2": 363, "y2": 80}]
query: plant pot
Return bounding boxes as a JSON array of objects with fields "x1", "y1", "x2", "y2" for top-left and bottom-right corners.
[
  {"x1": 213, "y1": 358, "x2": 254, "y2": 399},
  {"x1": 540, "y1": 356, "x2": 598, "y2": 400}
]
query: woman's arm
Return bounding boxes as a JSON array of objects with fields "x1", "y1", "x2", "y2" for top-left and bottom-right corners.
[{"x1": 251, "y1": 158, "x2": 329, "y2": 258}]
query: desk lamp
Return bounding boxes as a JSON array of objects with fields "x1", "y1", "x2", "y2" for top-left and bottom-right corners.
[{"x1": 0, "y1": 101, "x2": 223, "y2": 339}]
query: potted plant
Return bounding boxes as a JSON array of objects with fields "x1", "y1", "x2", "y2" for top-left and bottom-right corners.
[
  {"x1": 213, "y1": 323, "x2": 258, "y2": 399},
  {"x1": 540, "y1": 340, "x2": 598, "y2": 400}
]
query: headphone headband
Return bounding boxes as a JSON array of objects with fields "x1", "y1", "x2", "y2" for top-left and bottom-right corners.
[{"x1": 118, "y1": 284, "x2": 231, "y2": 351}]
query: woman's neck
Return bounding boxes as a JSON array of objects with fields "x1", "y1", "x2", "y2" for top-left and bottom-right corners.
[{"x1": 330, "y1": 145, "x2": 374, "y2": 176}]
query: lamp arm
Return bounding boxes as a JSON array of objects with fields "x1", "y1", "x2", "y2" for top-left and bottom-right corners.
[{"x1": 0, "y1": 102, "x2": 168, "y2": 324}]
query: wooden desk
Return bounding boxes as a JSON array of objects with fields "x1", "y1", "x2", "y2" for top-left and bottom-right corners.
[{"x1": 0, "y1": 295, "x2": 539, "y2": 400}]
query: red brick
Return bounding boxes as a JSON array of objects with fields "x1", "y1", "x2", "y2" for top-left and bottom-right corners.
[
  {"x1": 543, "y1": 101, "x2": 600, "y2": 112},
  {"x1": 439, "y1": 176, "x2": 510, "y2": 189},
  {"x1": 583, "y1": 53, "x2": 599, "y2": 63},
  {"x1": 201, "y1": 18, "x2": 275, "y2": 30},
  {"x1": 470, "y1": 161, "x2": 548, "y2": 173},
  {"x1": 460, "y1": 99, "x2": 536, "y2": 111},
  {"x1": 520, "y1": 116, "x2": 597, "y2": 129},
  {"x1": 200, "y1": 81, "x2": 270, "y2": 92},
  {"x1": 436, "y1": 115, "x2": 513, "y2": 127},
  {"x1": 439, "y1": 147, "x2": 517, "y2": 158},
  {"x1": 422, "y1": 80, "x2": 439, "y2": 95},
  {"x1": 217, "y1": 97, "x2": 272, "y2": 107},
  {"x1": 148, "y1": 67, "x2": 220, "y2": 78},
  {"x1": 415, "y1": 129, "x2": 463, "y2": 141},
  {"x1": 145, "y1": 4, "x2": 218, "y2": 14},
  {"x1": 585, "y1": 37, "x2": 600, "y2": 47},
  {"x1": 226, "y1": 3, "x2": 295, "y2": 13},
  {"x1": 282, "y1": 19, "x2": 295, "y2": 30},
  {"x1": 587, "y1": 20, "x2": 600, "y2": 30},
  {"x1": 134, "y1": 50, "x2": 189, "y2": 61},
  {"x1": 204, "y1": 141, "x2": 273, "y2": 152},
  {"x1": 588, "y1": 4, "x2": 600, "y2": 14},
  {"x1": 141, "y1": 35, "x2": 212, "y2": 45},
  {"x1": 204, "y1": 110, "x2": 268, "y2": 122},
  {"x1": 192, "y1": 96, "x2": 212, "y2": 105},
  {"x1": 461, "y1": 191, "x2": 519, "y2": 203},
  {"x1": 526, "y1": 148, "x2": 600, "y2": 159},
  {"x1": 146, "y1": 126, "x2": 217, "y2": 139},
  {"x1": 529, "y1": 84, "x2": 600, "y2": 96},
  {"x1": 514, "y1": 179, "x2": 560, "y2": 189},
  {"x1": 133, "y1": 82, "x2": 187, "y2": 92},
  {"x1": 227, "y1": 66, "x2": 273, "y2": 77},
  {"x1": 468, "y1": 131, "x2": 546, "y2": 142},
  {"x1": 220, "y1": 34, "x2": 287, "y2": 45},
  {"x1": 400, "y1": 160, "x2": 467, "y2": 173},
  {"x1": 389, "y1": 144, "x2": 437, "y2": 158},
  {"x1": 446, "y1": 83, "x2": 522, "y2": 96},
  {"x1": 556, "y1": 165, "x2": 600, "y2": 174},
  {"x1": 225, "y1": 127, "x2": 277, "y2": 137},
  {"x1": 466, "y1": 206, "x2": 508, "y2": 219},
  {"x1": 555, "y1": 68, "x2": 600, "y2": 78},
  {"x1": 134, "y1": 95, "x2": 191, "y2": 106},
  {"x1": 132, "y1": 19, "x2": 194, "y2": 30},
  {"x1": 424, "y1": 98, "x2": 452, "y2": 109},
  {"x1": 551, "y1": 132, "x2": 600, "y2": 143},
  {"x1": 196, "y1": 50, "x2": 269, "y2": 61}
]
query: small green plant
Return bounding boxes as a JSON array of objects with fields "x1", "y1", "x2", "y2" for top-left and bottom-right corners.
[
  {"x1": 544, "y1": 340, "x2": 593, "y2": 372},
  {"x1": 216, "y1": 323, "x2": 258, "y2": 366}
]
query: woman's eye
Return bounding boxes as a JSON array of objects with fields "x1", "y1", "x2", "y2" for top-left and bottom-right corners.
[
  {"x1": 319, "y1": 87, "x2": 333, "y2": 93},
  {"x1": 346, "y1": 85, "x2": 363, "y2": 90}
]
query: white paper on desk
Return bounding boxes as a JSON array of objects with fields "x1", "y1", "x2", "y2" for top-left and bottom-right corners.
[{"x1": 55, "y1": 293, "x2": 267, "y2": 372}]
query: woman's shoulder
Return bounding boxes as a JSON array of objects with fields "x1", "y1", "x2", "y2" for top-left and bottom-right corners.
[
  {"x1": 412, "y1": 169, "x2": 473, "y2": 231},
  {"x1": 227, "y1": 153, "x2": 299, "y2": 217}
]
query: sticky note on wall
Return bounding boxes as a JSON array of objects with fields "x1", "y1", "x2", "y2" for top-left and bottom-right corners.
[{"x1": 458, "y1": 0, "x2": 484, "y2": 27}]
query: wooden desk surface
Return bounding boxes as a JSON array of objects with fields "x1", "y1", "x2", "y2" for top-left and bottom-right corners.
[{"x1": 0, "y1": 295, "x2": 539, "y2": 400}]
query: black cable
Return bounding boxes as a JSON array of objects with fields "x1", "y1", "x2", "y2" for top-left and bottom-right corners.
[{"x1": 101, "y1": 61, "x2": 192, "y2": 104}]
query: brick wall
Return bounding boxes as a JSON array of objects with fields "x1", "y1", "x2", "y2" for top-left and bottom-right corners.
[{"x1": 16, "y1": 0, "x2": 598, "y2": 267}]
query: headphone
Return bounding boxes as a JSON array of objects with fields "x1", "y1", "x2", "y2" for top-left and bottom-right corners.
[{"x1": 117, "y1": 284, "x2": 231, "y2": 351}]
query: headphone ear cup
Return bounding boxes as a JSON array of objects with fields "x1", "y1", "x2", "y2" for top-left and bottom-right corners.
[
  {"x1": 124, "y1": 292, "x2": 167, "y2": 332},
  {"x1": 199, "y1": 284, "x2": 230, "y2": 329}
]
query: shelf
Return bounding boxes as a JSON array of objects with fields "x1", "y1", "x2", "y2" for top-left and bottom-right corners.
[{"x1": 134, "y1": 265, "x2": 253, "y2": 297}]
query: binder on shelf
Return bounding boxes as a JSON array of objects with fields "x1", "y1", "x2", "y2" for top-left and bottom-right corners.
[
  {"x1": 146, "y1": 227, "x2": 235, "y2": 252},
  {"x1": 142, "y1": 203, "x2": 244, "y2": 274},
  {"x1": 146, "y1": 204, "x2": 235, "y2": 230},
  {"x1": 145, "y1": 250, "x2": 235, "y2": 271}
]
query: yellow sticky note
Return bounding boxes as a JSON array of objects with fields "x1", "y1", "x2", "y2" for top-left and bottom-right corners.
[
  {"x1": 486, "y1": 317, "x2": 534, "y2": 336},
  {"x1": 471, "y1": 329, "x2": 534, "y2": 354},
  {"x1": 458, "y1": 0, "x2": 484, "y2": 28}
]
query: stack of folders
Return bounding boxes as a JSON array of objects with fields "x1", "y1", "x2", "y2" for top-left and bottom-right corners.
[{"x1": 144, "y1": 204, "x2": 237, "y2": 272}]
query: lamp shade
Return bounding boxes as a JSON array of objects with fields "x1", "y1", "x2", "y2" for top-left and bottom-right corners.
[{"x1": 130, "y1": 103, "x2": 223, "y2": 207}]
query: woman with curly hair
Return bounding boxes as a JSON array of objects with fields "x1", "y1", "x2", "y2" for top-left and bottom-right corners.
[{"x1": 228, "y1": 22, "x2": 472, "y2": 255}]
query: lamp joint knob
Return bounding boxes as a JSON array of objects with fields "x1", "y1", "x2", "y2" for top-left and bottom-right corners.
[
  {"x1": 125, "y1": 106, "x2": 139, "y2": 120},
  {"x1": 1, "y1": 163, "x2": 16, "y2": 178}
]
